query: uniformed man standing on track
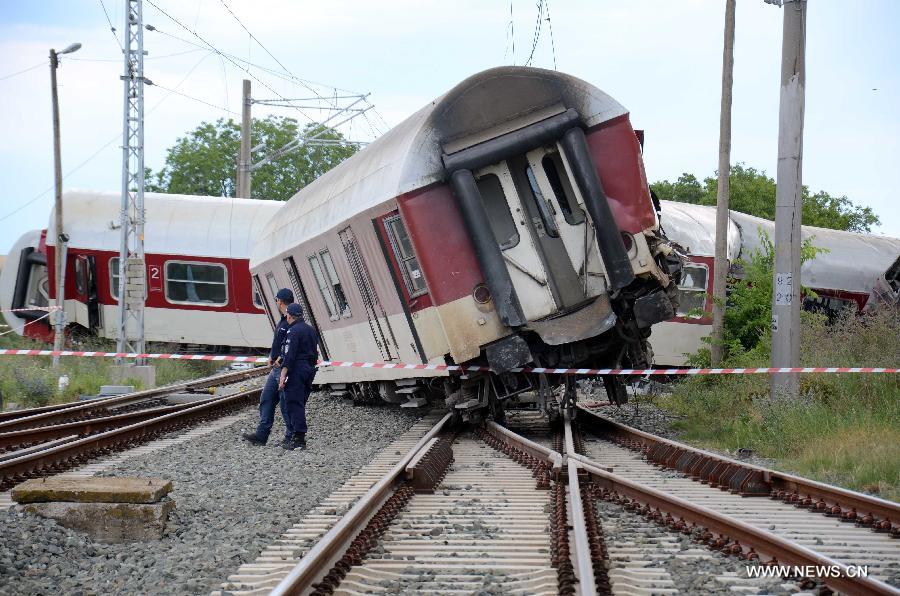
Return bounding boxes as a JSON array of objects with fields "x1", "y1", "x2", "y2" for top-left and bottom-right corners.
[
  {"x1": 243, "y1": 288, "x2": 295, "y2": 447},
  {"x1": 279, "y1": 302, "x2": 319, "y2": 451}
]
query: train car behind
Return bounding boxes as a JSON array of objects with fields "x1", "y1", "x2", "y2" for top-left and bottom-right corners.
[{"x1": 2, "y1": 191, "x2": 283, "y2": 351}]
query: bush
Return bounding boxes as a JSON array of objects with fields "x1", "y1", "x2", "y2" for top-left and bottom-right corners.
[{"x1": 12, "y1": 366, "x2": 55, "y2": 408}]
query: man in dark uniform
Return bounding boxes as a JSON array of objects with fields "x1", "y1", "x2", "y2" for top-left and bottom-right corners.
[
  {"x1": 279, "y1": 302, "x2": 319, "y2": 450},
  {"x1": 243, "y1": 288, "x2": 295, "y2": 446}
]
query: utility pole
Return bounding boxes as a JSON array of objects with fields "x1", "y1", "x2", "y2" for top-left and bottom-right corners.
[
  {"x1": 711, "y1": 0, "x2": 736, "y2": 367},
  {"x1": 770, "y1": 0, "x2": 807, "y2": 399},
  {"x1": 237, "y1": 79, "x2": 252, "y2": 198},
  {"x1": 49, "y1": 42, "x2": 81, "y2": 369},
  {"x1": 116, "y1": 0, "x2": 150, "y2": 382}
]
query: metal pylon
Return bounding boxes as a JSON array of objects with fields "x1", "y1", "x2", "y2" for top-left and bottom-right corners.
[{"x1": 117, "y1": 0, "x2": 147, "y2": 360}]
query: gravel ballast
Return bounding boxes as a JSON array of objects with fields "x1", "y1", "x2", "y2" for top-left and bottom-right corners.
[{"x1": 0, "y1": 394, "x2": 422, "y2": 596}]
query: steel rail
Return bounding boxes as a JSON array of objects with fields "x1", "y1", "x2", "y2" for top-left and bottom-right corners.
[
  {"x1": 0, "y1": 366, "x2": 267, "y2": 432},
  {"x1": 577, "y1": 405, "x2": 900, "y2": 527},
  {"x1": 0, "y1": 387, "x2": 260, "y2": 491},
  {"x1": 0, "y1": 397, "x2": 219, "y2": 451},
  {"x1": 571, "y1": 453, "x2": 899, "y2": 596},
  {"x1": 269, "y1": 413, "x2": 452, "y2": 596}
]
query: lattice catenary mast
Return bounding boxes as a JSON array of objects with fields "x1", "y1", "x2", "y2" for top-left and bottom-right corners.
[{"x1": 117, "y1": 0, "x2": 147, "y2": 359}]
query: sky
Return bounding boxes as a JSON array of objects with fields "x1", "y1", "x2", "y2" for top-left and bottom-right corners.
[{"x1": 1, "y1": 0, "x2": 899, "y2": 255}]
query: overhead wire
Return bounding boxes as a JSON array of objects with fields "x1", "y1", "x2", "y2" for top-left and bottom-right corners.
[
  {"x1": 524, "y1": 0, "x2": 545, "y2": 67},
  {"x1": 215, "y1": 0, "x2": 327, "y2": 102},
  {"x1": 0, "y1": 50, "x2": 216, "y2": 223},
  {"x1": 0, "y1": 62, "x2": 44, "y2": 82},
  {"x1": 545, "y1": 0, "x2": 557, "y2": 70},
  {"x1": 144, "y1": 0, "x2": 316, "y2": 123},
  {"x1": 98, "y1": 0, "x2": 125, "y2": 52}
]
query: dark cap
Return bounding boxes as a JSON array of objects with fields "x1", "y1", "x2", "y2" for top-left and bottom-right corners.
[
  {"x1": 286, "y1": 303, "x2": 303, "y2": 318},
  {"x1": 275, "y1": 288, "x2": 294, "y2": 303}
]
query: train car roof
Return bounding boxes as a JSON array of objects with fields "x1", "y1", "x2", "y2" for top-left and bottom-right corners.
[
  {"x1": 251, "y1": 66, "x2": 631, "y2": 268},
  {"x1": 658, "y1": 201, "x2": 742, "y2": 259},
  {"x1": 47, "y1": 190, "x2": 283, "y2": 259},
  {"x1": 728, "y1": 210, "x2": 900, "y2": 294}
]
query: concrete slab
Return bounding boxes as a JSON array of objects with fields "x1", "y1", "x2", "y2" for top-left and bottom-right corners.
[
  {"x1": 165, "y1": 392, "x2": 214, "y2": 405},
  {"x1": 12, "y1": 477, "x2": 172, "y2": 504},
  {"x1": 99, "y1": 385, "x2": 135, "y2": 396},
  {"x1": 23, "y1": 500, "x2": 175, "y2": 542},
  {"x1": 111, "y1": 364, "x2": 156, "y2": 388}
]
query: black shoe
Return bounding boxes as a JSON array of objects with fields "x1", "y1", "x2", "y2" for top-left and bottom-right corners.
[
  {"x1": 242, "y1": 432, "x2": 266, "y2": 446},
  {"x1": 284, "y1": 433, "x2": 306, "y2": 451}
]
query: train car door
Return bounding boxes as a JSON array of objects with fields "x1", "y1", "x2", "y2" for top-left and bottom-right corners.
[
  {"x1": 338, "y1": 226, "x2": 399, "y2": 361},
  {"x1": 283, "y1": 256, "x2": 329, "y2": 359},
  {"x1": 74, "y1": 255, "x2": 101, "y2": 332},
  {"x1": 475, "y1": 152, "x2": 589, "y2": 321}
]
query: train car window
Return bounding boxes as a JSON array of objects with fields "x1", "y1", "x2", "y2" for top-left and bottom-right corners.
[
  {"x1": 475, "y1": 174, "x2": 519, "y2": 249},
  {"x1": 525, "y1": 165, "x2": 560, "y2": 238},
  {"x1": 74, "y1": 258, "x2": 87, "y2": 296},
  {"x1": 109, "y1": 257, "x2": 120, "y2": 300},
  {"x1": 252, "y1": 288, "x2": 263, "y2": 309},
  {"x1": 309, "y1": 255, "x2": 339, "y2": 318},
  {"x1": 384, "y1": 215, "x2": 428, "y2": 297},
  {"x1": 676, "y1": 264, "x2": 708, "y2": 317},
  {"x1": 319, "y1": 249, "x2": 352, "y2": 318},
  {"x1": 541, "y1": 154, "x2": 585, "y2": 225},
  {"x1": 164, "y1": 261, "x2": 228, "y2": 306}
]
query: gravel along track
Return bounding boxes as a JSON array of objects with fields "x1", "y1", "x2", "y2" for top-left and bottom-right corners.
[
  {"x1": 580, "y1": 431, "x2": 900, "y2": 590},
  {"x1": 0, "y1": 395, "x2": 422, "y2": 596}
]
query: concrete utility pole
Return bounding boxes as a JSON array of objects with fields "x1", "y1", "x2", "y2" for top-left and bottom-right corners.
[
  {"x1": 237, "y1": 79, "x2": 252, "y2": 198},
  {"x1": 770, "y1": 0, "x2": 807, "y2": 399},
  {"x1": 711, "y1": 0, "x2": 736, "y2": 367},
  {"x1": 49, "y1": 42, "x2": 81, "y2": 369}
]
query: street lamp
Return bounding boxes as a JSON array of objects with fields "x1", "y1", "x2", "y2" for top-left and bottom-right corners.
[{"x1": 49, "y1": 41, "x2": 81, "y2": 368}]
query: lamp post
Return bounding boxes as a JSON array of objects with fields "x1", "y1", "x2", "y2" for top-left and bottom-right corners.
[{"x1": 50, "y1": 42, "x2": 81, "y2": 369}]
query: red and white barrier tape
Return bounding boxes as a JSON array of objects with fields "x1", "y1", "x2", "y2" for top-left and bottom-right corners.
[{"x1": 0, "y1": 349, "x2": 896, "y2": 375}]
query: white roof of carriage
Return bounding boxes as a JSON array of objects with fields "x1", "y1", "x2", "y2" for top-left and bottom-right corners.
[
  {"x1": 251, "y1": 66, "x2": 630, "y2": 268},
  {"x1": 728, "y1": 210, "x2": 900, "y2": 294},
  {"x1": 658, "y1": 200, "x2": 900, "y2": 293},
  {"x1": 658, "y1": 200, "x2": 742, "y2": 259},
  {"x1": 47, "y1": 190, "x2": 282, "y2": 259}
]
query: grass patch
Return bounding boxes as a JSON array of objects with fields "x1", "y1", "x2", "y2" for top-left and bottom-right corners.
[
  {"x1": 660, "y1": 309, "x2": 900, "y2": 502},
  {"x1": 0, "y1": 313, "x2": 220, "y2": 409}
]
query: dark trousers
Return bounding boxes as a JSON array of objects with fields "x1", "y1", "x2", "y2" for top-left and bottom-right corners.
[
  {"x1": 255, "y1": 366, "x2": 293, "y2": 441},
  {"x1": 283, "y1": 368, "x2": 314, "y2": 435}
]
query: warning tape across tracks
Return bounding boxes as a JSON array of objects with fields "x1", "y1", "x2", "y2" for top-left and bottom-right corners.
[{"x1": 0, "y1": 349, "x2": 897, "y2": 376}]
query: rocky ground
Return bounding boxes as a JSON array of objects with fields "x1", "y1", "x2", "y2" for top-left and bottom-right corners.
[{"x1": 0, "y1": 394, "x2": 422, "y2": 596}]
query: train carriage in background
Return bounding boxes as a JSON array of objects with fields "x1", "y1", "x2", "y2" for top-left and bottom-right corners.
[
  {"x1": 654, "y1": 200, "x2": 900, "y2": 365},
  {"x1": 251, "y1": 66, "x2": 683, "y2": 417},
  {"x1": 0, "y1": 191, "x2": 282, "y2": 351}
]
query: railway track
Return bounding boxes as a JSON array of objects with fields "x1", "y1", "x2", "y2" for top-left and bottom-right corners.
[
  {"x1": 227, "y1": 402, "x2": 899, "y2": 595},
  {"x1": 0, "y1": 366, "x2": 268, "y2": 491}
]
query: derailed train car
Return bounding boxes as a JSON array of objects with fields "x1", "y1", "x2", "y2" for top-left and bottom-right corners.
[
  {"x1": 652, "y1": 200, "x2": 900, "y2": 365},
  {"x1": 250, "y1": 66, "x2": 682, "y2": 418}
]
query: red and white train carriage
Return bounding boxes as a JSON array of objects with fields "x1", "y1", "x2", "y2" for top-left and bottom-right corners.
[
  {"x1": 653, "y1": 200, "x2": 900, "y2": 365},
  {"x1": 251, "y1": 66, "x2": 683, "y2": 415},
  {"x1": 0, "y1": 191, "x2": 281, "y2": 350}
]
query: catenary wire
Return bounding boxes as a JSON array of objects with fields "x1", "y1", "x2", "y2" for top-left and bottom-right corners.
[{"x1": 0, "y1": 62, "x2": 44, "y2": 82}]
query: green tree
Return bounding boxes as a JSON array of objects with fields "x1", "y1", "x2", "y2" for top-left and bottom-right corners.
[
  {"x1": 147, "y1": 116, "x2": 358, "y2": 200},
  {"x1": 651, "y1": 163, "x2": 880, "y2": 233}
]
